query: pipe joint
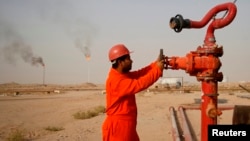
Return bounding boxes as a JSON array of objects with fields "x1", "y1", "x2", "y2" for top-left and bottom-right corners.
[
  {"x1": 196, "y1": 71, "x2": 223, "y2": 82},
  {"x1": 205, "y1": 99, "x2": 222, "y2": 119},
  {"x1": 169, "y1": 14, "x2": 191, "y2": 33}
]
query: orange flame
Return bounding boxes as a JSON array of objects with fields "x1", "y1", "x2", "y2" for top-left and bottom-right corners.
[{"x1": 85, "y1": 55, "x2": 91, "y2": 61}]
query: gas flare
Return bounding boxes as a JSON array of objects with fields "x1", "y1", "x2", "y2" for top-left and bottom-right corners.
[
  {"x1": 37, "y1": 1, "x2": 97, "y2": 62},
  {"x1": 75, "y1": 37, "x2": 92, "y2": 61},
  {"x1": 85, "y1": 55, "x2": 90, "y2": 61}
]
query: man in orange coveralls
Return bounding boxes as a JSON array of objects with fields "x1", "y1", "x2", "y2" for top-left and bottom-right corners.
[{"x1": 102, "y1": 43, "x2": 165, "y2": 141}]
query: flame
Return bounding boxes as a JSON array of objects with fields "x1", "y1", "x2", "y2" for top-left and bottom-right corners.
[{"x1": 85, "y1": 55, "x2": 90, "y2": 61}]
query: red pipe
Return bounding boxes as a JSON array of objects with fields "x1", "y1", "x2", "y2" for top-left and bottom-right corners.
[
  {"x1": 180, "y1": 105, "x2": 235, "y2": 111},
  {"x1": 168, "y1": 54, "x2": 221, "y2": 75},
  {"x1": 169, "y1": 105, "x2": 234, "y2": 141},
  {"x1": 179, "y1": 105, "x2": 234, "y2": 141},
  {"x1": 169, "y1": 2, "x2": 237, "y2": 46},
  {"x1": 190, "y1": 2, "x2": 237, "y2": 45},
  {"x1": 190, "y1": 2, "x2": 237, "y2": 28},
  {"x1": 168, "y1": 2, "x2": 237, "y2": 141},
  {"x1": 205, "y1": 3, "x2": 237, "y2": 45},
  {"x1": 201, "y1": 82, "x2": 218, "y2": 141}
]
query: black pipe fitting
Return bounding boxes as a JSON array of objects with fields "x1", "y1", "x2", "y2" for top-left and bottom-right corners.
[{"x1": 169, "y1": 14, "x2": 191, "y2": 33}]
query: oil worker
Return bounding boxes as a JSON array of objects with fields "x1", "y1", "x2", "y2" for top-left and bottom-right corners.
[{"x1": 102, "y1": 43, "x2": 165, "y2": 141}]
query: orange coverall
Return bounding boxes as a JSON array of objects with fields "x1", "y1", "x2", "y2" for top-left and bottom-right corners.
[{"x1": 102, "y1": 62, "x2": 162, "y2": 141}]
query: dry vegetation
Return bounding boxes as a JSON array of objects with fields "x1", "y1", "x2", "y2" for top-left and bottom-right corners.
[{"x1": 73, "y1": 105, "x2": 106, "y2": 120}]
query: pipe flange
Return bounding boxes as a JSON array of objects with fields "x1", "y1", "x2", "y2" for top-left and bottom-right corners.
[
  {"x1": 169, "y1": 14, "x2": 184, "y2": 33},
  {"x1": 196, "y1": 72, "x2": 223, "y2": 82},
  {"x1": 196, "y1": 46, "x2": 223, "y2": 57}
]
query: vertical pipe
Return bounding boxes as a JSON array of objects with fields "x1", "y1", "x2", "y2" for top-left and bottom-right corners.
[
  {"x1": 201, "y1": 81, "x2": 218, "y2": 141},
  {"x1": 181, "y1": 77, "x2": 183, "y2": 92},
  {"x1": 43, "y1": 66, "x2": 45, "y2": 85},
  {"x1": 168, "y1": 2, "x2": 237, "y2": 141},
  {"x1": 87, "y1": 61, "x2": 90, "y2": 83}
]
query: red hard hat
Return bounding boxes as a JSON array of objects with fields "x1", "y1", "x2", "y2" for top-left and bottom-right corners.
[{"x1": 108, "y1": 44, "x2": 132, "y2": 61}]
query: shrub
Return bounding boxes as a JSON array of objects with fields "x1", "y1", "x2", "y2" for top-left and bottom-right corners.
[
  {"x1": 44, "y1": 126, "x2": 64, "y2": 132},
  {"x1": 7, "y1": 130, "x2": 26, "y2": 141},
  {"x1": 73, "y1": 105, "x2": 105, "y2": 119}
]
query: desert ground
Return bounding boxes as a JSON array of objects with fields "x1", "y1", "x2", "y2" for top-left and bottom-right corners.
[{"x1": 0, "y1": 82, "x2": 250, "y2": 141}]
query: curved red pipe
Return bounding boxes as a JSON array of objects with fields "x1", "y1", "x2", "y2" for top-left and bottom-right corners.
[
  {"x1": 190, "y1": 2, "x2": 237, "y2": 28},
  {"x1": 190, "y1": 2, "x2": 237, "y2": 45}
]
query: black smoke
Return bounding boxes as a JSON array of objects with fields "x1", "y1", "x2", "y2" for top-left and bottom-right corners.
[{"x1": 0, "y1": 20, "x2": 44, "y2": 67}]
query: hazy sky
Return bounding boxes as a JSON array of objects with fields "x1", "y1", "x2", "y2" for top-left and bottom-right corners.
[{"x1": 0, "y1": 0, "x2": 249, "y2": 84}]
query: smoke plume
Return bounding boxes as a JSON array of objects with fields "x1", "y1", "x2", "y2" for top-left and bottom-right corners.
[
  {"x1": 0, "y1": 20, "x2": 45, "y2": 67},
  {"x1": 2, "y1": 41, "x2": 44, "y2": 66},
  {"x1": 3, "y1": 41, "x2": 44, "y2": 66},
  {"x1": 72, "y1": 25, "x2": 94, "y2": 61},
  {"x1": 72, "y1": 21, "x2": 97, "y2": 61},
  {"x1": 37, "y1": 0, "x2": 97, "y2": 61}
]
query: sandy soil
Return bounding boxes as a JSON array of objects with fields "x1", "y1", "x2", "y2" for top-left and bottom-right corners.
[{"x1": 0, "y1": 83, "x2": 250, "y2": 141}]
